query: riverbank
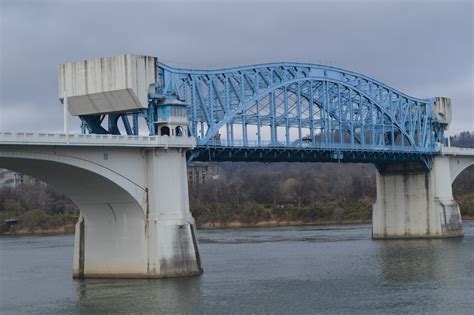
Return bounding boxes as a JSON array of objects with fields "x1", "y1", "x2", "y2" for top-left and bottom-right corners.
[
  {"x1": 2, "y1": 224, "x2": 76, "y2": 235},
  {"x1": 198, "y1": 218, "x2": 371, "y2": 229},
  {"x1": 1, "y1": 220, "x2": 367, "y2": 235},
  {"x1": 4, "y1": 218, "x2": 474, "y2": 235}
]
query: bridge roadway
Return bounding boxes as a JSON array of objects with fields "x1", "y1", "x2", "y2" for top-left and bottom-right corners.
[
  {"x1": 0, "y1": 132, "x2": 195, "y2": 148},
  {"x1": 0, "y1": 132, "x2": 438, "y2": 166},
  {"x1": 1, "y1": 132, "x2": 473, "y2": 278}
]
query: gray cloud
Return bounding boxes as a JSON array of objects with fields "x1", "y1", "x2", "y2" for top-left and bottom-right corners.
[{"x1": 1, "y1": 0, "x2": 472, "y2": 134}]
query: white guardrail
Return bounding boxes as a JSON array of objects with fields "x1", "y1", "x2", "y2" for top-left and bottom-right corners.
[
  {"x1": 441, "y1": 145, "x2": 474, "y2": 156},
  {"x1": 0, "y1": 132, "x2": 196, "y2": 148}
]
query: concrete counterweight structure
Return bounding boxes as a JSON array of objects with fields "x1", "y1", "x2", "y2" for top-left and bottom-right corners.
[{"x1": 58, "y1": 54, "x2": 156, "y2": 115}]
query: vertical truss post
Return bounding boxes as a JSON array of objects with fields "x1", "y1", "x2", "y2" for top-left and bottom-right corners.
[
  {"x1": 360, "y1": 95, "x2": 365, "y2": 146},
  {"x1": 309, "y1": 81, "x2": 315, "y2": 147},
  {"x1": 370, "y1": 102, "x2": 375, "y2": 145},
  {"x1": 323, "y1": 81, "x2": 329, "y2": 145},
  {"x1": 225, "y1": 76, "x2": 230, "y2": 145},
  {"x1": 144, "y1": 107, "x2": 155, "y2": 136},
  {"x1": 80, "y1": 121, "x2": 87, "y2": 134},
  {"x1": 132, "y1": 113, "x2": 139, "y2": 135},
  {"x1": 381, "y1": 111, "x2": 385, "y2": 146},
  {"x1": 416, "y1": 102, "x2": 421, "y2": 146},
  {"x1": 226, "y1": 123, "x2": 231, "y2": 146},
  {"x1": 337, "y1": 84, "x2": 344, "y2": 144},
  {"x1": 284, "y1": 86, "x2": 290, "y2": 146},
  {"x1": 242, "y1": 111, "x2": 247, "y2": 146},
  {"x1": 270, "y1": 91, "x2": 277, "y2": 144},
  {"x1": 209, "y1": 77, "x2": 214, "y2": 129},
  {"x1": 256, "y1": 99, "x2": 261, "y2": 146},
  {"x1": 391, "y1": 122, "x2": 395, "y2": 148},
  {"x1": 349, "y1": 90, "x2": 354, "y2": 146},
  {"x1": 421, "y1": 103, "x2": 429, "y2": 148},
  {"x1": 297, "y1": 83, "x2": 302, "y2": 146},
  {"x1": 192, "y1": 79, "x2": 198, "y2": 139}
]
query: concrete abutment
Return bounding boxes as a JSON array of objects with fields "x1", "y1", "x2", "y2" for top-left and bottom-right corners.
[{"x1": 372, "y1": 156, "x2": 464, "y2": 239}]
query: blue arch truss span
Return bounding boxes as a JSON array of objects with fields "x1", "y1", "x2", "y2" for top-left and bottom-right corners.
[{"x1": 80, "y1": 62, "x2": 448, "y2": 169}]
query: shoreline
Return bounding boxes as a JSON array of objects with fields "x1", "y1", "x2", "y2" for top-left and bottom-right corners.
[
  {"x1": 197, "y1": 219, "x2": 372, "y2": 229},
  {"x1": 2, "y1": 224, "x2": 76, "y2": 236},
  {"x1": 2, "y1": 217, "x2": 473, "y2": 235},
  {"x1": 1, "y1": 220, "x2": 369, "y2": 236}
]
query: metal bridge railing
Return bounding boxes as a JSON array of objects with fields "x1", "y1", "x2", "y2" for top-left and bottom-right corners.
[{"x1": 199, "y1": 139, "x2": 437, "y2": 153}]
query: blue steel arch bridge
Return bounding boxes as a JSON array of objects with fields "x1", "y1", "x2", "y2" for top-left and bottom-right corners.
[{"x1": 79, "y1": 62, "x2": 449, "y2": 171}]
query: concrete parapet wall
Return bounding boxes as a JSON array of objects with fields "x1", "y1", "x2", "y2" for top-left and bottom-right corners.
[{"x1": 0, "y1": 132, "x2": 196, "y2": 148}]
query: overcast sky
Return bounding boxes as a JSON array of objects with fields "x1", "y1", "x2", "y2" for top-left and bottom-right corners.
[{"x1": 0, "y1": 0, "x2": 472, "y2": 135}]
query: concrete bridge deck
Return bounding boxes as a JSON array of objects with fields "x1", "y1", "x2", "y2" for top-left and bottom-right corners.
[
  {"x1": 441, "y1": 146, "x2": 474, "y2": 156},
  {"x1": 0, "y1": 132, "x2": 195, "y2": 148}
]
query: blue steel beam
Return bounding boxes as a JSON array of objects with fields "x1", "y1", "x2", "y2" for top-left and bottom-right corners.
[{"x1": 79, "y1": 61, "x2": 446, "y2": 167}]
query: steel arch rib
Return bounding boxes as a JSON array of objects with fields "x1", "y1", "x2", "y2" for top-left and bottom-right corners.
[
  {"x1": 157, "y1": 62, "x2": 438, "y2": 154},
  {"x1": 159, "y1": 62, "x2": 433, "y2": 104},
  {"x1": 195, "y1": 76, "x2": 418, "y2": 147}
]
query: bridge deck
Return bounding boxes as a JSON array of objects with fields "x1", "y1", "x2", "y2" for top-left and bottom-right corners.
[
  {"x1": 440, "y1": 146, "x2": 474, "y2": 156},
  {"x1": 0, "y1": 132, "x2": 195, "y2": 148},
  {"x1": 2, "y1": 133, "x2": 471, "y2": 165}
]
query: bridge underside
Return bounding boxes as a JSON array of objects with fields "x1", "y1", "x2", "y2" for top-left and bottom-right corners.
[{"x1": 190, "y1": 146, "x2": 434, "y2": 164}]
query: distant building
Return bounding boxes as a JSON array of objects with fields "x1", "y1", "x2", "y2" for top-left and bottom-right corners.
[
  {"x1": 0, "y1": 169, "x2": 43, "y2": 188},
  {"x1": 0, "y1": 169, "x2": 15, "y2": 187},
  {"x1": 187, "y1": 162, "x2": 221, "y2": 185}
]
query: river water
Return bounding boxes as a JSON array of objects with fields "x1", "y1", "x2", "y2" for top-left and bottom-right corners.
[{"x1": 1, "y1": 222, "x2": 473, "y2": 314}]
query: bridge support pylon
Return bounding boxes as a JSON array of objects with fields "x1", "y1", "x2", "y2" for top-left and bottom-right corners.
[
  {"x1": 372, "y1": 156, "x2": 464, "y2": 239},
  {"x1": 143, "y1": 147, "x2": 203, "y2": 277},
  {"x1": 72, "y1": 146, "x2": 203, "y2": 279}
]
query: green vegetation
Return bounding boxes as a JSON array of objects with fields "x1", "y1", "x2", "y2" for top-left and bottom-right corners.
[
  {"x1": 453, "y1": 167, "x2": 474, "y2": 218},
  {"x1": 189, "y1": 163, "x2": 376, "y2": 226},
  {"x1": 451, "y1": 131, "x2": 474, "y2": 218},
  {"x1": 0, "y1": 131, "x2": 473, "y2": 233},
  {"x1": 0, "y1": 184, "x2": 78, "y2": 234}
]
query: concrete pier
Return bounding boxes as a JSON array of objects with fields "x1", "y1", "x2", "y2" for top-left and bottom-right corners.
[
  {"x1": 71, "y1": 147, "x2": 202, "y2": 278},
  {"x1": 372, "y1": 156, "x2": 464, "y2": 239},
  {"x1": 143, "y1": 148, "x2": 202, "y2": 277},
  {"x1": 0, "y1": 133, "x2": 202, "y2": 279}
]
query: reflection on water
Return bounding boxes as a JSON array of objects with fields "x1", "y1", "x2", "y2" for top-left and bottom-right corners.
[
  {"x1": 378, "y1": 240, "x2": 442, "y2": 283},
  {"x1": 75, "y1": 278, "x2": 203, "y2": 314},
  {"x1": 1, "y1": 222, "x2": 473, "y2": 314}
]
